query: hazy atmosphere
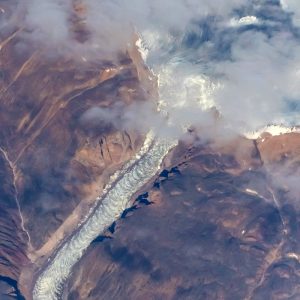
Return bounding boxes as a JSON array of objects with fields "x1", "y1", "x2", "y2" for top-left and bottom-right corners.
[
  {"x1": 14, "y1": 0, "x2": 300, "y2": 137},
  {"x1": 1, "y1": 1, "x2": 300, "y2": 299}
]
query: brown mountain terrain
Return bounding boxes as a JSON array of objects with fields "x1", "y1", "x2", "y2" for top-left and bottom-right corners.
[
  {"x1": 65, "y1": 134, "x2": 300, "y2": 300},
  {"x1": 0, "y1": 13, "x2": 156, "y2": 297},
  {"x1": 1, "y1": 1, "x2": 300, "y2": 299},
  {"x1": 1, "y1": 37, "x2": 300, "y2": 300}
]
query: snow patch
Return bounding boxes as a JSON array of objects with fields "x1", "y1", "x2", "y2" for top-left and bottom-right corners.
[
  {"x1": 229, "y1": 16, "x2": 260, "y2": 27},
  {"x1": 135, "y1": 37, "x2": 149, "y2": 62}
]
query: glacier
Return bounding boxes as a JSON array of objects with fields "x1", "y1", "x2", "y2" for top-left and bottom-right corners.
[{"x1": 33, "y1": 135, "x2": 177, "y2": 299}]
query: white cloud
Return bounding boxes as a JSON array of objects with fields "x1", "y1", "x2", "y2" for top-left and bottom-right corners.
[
  {"x1": 25, "y1": 0, "x2": 72, "y2": 45},
  {"x1": 281, "y1": 0, "x2": 300, "y2": 26},
  {"x1": 214, "y1": 30, "x2": 300, "y2": 131},
  {"x1": 9, "y1": 1, "x2": 300, "y2": 136}
]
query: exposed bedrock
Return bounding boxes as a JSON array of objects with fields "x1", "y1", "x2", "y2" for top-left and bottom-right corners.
[
  {"x1": 0, "y1": 15, "x2": 154, "y2": 298},
  {"x1": 65, "y1": 136, "x2": 300, "y2": 300}
]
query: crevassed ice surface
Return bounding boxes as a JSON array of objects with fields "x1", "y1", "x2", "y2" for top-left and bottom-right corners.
[{"x1": 33, "y1": 137, "x2": 177, "y2": 300}]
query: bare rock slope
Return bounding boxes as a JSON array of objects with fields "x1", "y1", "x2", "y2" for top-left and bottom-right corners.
[
  {"x1": 0, "y1": 16, "x2": 153, "y2": 297},
  {"x1": 66, "y1": 135, "x2": 300, "y2": 300}
]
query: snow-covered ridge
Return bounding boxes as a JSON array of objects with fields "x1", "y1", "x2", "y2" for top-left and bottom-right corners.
[{"x1": 244, "y1": 125, "x2": 300, "y2": 140}]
